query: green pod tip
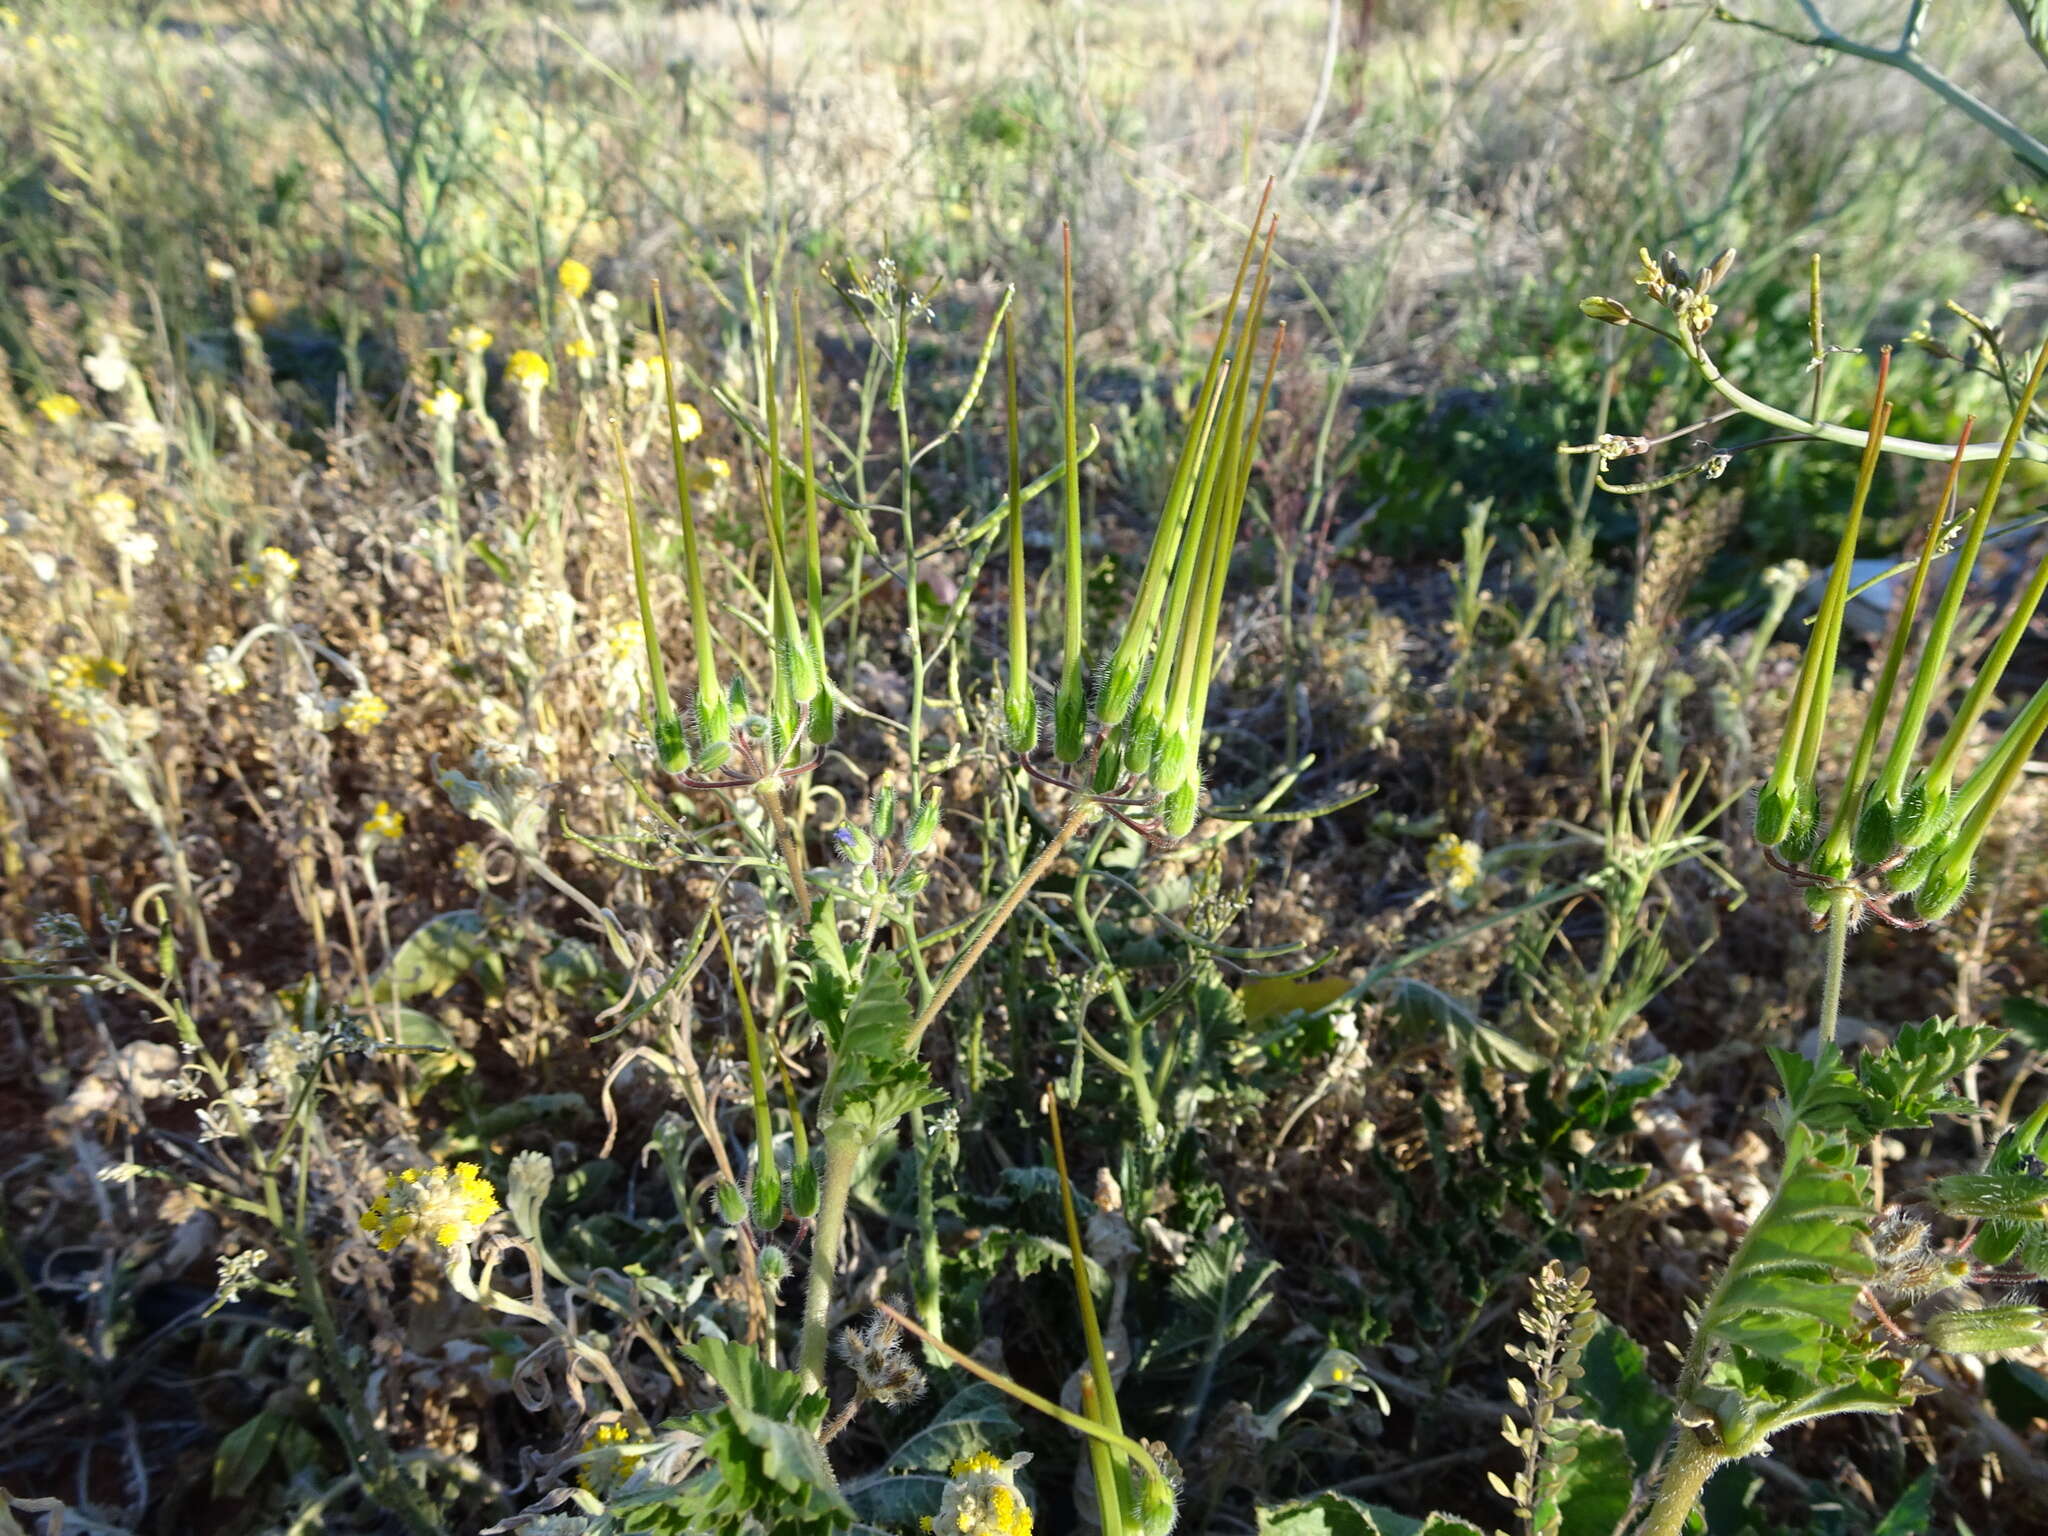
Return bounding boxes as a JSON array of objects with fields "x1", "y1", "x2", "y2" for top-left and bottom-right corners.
[{"x1": 1162, "y1": 776, "x2": 1200, "y2": 839}]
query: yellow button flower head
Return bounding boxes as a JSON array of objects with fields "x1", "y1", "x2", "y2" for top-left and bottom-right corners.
[
  {"x1": 557, "y1": 257, "x2": 593, "y2": 300},
  {"x1": 1425, "y1": 832, "x2": 1482, "y2": 898},
  {"x1": 702, "y1": 454, "x2": 730, "y2": 479},
  {"x1": 364, "y1": 800, "x2": 405, "y2": 841},
  {"x1": 359, "y1": 1162, "x2": 500, "y2": 1251},
  {"x1": 36, "y1": 393, "x2": 82, "y2": 424},
  {"x1": 256, "y1": 546, "x2": 300, "y2": 585},
  {"x1": 564, "y1": 336, "x2": 596, "y2": 362},
  {"x1": 576, "y1": 1422, "x2": 641, "y2": 1495},
  {"x1": 339, "y1": 690, "x2": 390, "y2": 735},
  {"x1": 675, "y1": 401, "x2": 703, "y2": 443},
  {"x1": 930, "y1": 1451, "x2": 1034, "y2": 1536},
  {"x1": 421, "y1": 386, "x2": 464, "y2": 422},
  {"x1": 50, "y1": 652, "x2": 128, "y2": 721},
  {"x1": 450, "y1": 323, "x2": 494, "y2": 354},
  {"x1": 506, "y1": 350, "x2": 550, "y2": 392}
]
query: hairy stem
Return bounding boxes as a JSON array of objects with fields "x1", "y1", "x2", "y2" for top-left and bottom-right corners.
[
  {"x1": 798, "y1": 1134, "x2": 860, "y2": 1394},
  {"x1": 1636, "y1": 1427, "x2": 1722, "y2": 1536},
  {"x1": 1818, "y1": 893, "x2": 1850, "y2": 1054}
]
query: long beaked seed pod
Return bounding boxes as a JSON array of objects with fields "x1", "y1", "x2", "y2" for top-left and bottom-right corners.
[
  {"x1": 1001, "y1": 301, "x2": 1038, "y2": 753},
  {"x1": 791, "y1": 291, "x2": 837, "y2": 746},
  {"x1": 1054, "y1": 221, "x2": 1089, "y2": 764},
  {"x1": 1884, "y1": 341, "x2": 2048, "y2": 810},
  {"x1": 653, "y1": 281, "x2": 727, "y2": 756},
  {"x1": 1097, "y1": 180, "x2": 1272, "y2": 728},
  {"x1": 1808, "y1": 354, "x2": 1894, "y2": 874},
  {"x1": 610, "y1": 416, "x2": 690, "y2": 773}
]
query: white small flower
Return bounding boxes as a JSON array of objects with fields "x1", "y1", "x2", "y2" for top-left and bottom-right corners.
[
  {"x1": 421, "y1": 386, "x2": 464, "y2": 422},
  {"x1": 294, "y1": 692, "x2": 337, "y2": 732},
  {"x1": 590, "y1": 289, "x2": 619, "y2": 314},
  {"x1": 201, "y1": 644, "x2": 248, "y2": 696},
  {"x1": 83, "y1": 334, "x2": 131, "y2": 394},
  {"x1": 117, "y1": 531, "x2": 158, "y2": 566},
  {"x1": 206, "y1": 257, "x2": 237, "y2": 282},
  {"x1": 620, "y1": 358, "x2": 652, "y2": 394}
]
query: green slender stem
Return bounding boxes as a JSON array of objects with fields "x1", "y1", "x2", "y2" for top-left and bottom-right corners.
[
  {"x1": 1817, "y1": 894, "x2": 1850, "y2": 1053},
  {"x1": 1674, "y1": 327, "x2": 2048, "y2": 463},
  {"x1": 798, "y1": 1134, "x2": 860, "y2": 1394},
  {"x1": 1635, "y1": 1428, "x2": 1723, "y2": 1536},
  {"x1": 652, "y1": 282, "x2": 722, "y2": 713},
  {"x1": 906, "y1": 798, "x2": 1097, "y2": 1053}
]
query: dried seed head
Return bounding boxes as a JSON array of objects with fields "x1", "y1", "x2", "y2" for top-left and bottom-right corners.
[{"x1": 838, "y1": 1307, "x2": 928, "y2": 1407}]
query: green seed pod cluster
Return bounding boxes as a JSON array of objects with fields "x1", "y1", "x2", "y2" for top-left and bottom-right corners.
[
  {"x1": 997, "y1": 190, "x2": 1284, "y2": 842},
  {"x1": 1747, "y1": 336, "x2": 2048, "y2": 927}
]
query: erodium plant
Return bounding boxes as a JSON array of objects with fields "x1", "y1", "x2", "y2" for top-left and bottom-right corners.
[
  {"x1": 484, "y1": 206, "x2": 1286, "y2": 1533},
  {"x1": 1571, "y1": 258, "x2": 2048, "y2": 1536}
]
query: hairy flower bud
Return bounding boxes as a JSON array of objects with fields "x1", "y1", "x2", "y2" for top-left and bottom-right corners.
[
  {"x1": 834, "y1": 824, "x2": 876, "y2": 865},
  {"x1": 713, "y1": 1178, "x2": 748, "y2": 1227},
  {"x1": 1162, "y1": 777, "x2": 1200, "y2": 839},
  {"x1": 906, "y1": 787, "x2": 942, "y2": 856},
  {"x1": 1923, "y1": 1303, "x2": 2048, "y2": 1356},
  {"x1": 870, "y1": 787, "x2": 898, "y2": 845},
  {"x1": 1754, "y1": 779, "x2": 1797, "y2": 847},
  {"x1": 1780, "y1": 781, "x2": 1823, "y2": 865}
]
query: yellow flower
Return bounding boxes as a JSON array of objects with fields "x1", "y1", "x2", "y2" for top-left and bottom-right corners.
[
  {"x1": 234, "y1": 545, "x2": 300, "y2": 591},
  {"x1": 245, "y1": 289, "x2": 280, "y2": 327},
  {"x1": 364, "y1": 800, "x2": 405, "y2": 841},
  {"x1": 702, "y1": 455, "x2": 730, "y2": 479},
  {"x1": 339, "y1": 690, "x2": 390, "y2": 735},
  {"x1": 449, "y1": 323, "x2": 494, "y2": 354},
  {"x1": 359, "y1": 1163, "x2": 500, "y2": 1251},
  {"x1": 453, "y1": 843, "x2": 488, "y2": 886},
  {"x1": 675, "y1": 401, "x2": 703, "y2": 443},
  {"x1": 564, "y1": 336, "x2": 597, "y2": 362},
  {"x1": 557, "y1": 258, "x2": 593, "y2": 300},
  {"x1": 35, "y1": 394, "x2": 82, "y2": 424},
  {"x1": 421, "y1": 386, "x2": 464, "y2": 422},
  {"x1": 934, "y1": 1451, "x2": 1034, "y2": 1536},
  {"x1": 576, "y1": 1422, "x2": 641, "y2": 1494},
  {"x1": 506, "y1": 350, "x2": 550, "y2": 392},
  {"x1": 49, "y1": 653, "x2": 127, "y2": 725},
  {"x1": 1426, "y1": 833, "x2": 1483, "y2": 898}
]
